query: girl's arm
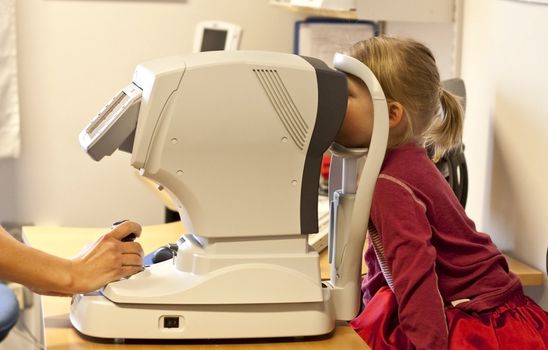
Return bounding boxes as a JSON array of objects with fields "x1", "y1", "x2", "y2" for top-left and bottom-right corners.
[
  {"x1": 0, "y1": 221, "x2": 143, "y2": 296},
  {"x1": 371, "y1": 177, "x2": 448, "y2": 350}
]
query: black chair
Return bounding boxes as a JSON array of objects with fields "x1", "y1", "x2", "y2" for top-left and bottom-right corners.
[
  {"x1": 0, "y1": 284, "x2": 19, "y2": 342},
  {"x1": 434, "y1": 147, "x2": 468, "y2": 208}
]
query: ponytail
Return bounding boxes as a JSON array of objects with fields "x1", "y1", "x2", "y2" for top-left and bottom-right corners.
[{"x1": 423, "y1": 88, "x2": 464, "y2": 162}]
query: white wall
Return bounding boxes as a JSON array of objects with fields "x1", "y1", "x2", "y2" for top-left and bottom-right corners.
[
  {"x1": 461, "y1": 0, "x2": 548, "y2": 307},
  {"x1": 460, "y1": 0, "x2": 494, "y2": 234},
  {"x1": 0, "y1": 159, "x2": 16, "y2": 223},
  {"x1": 8, "y1": 0, "x2": 304, "y2": 227},
  {"x1": 385, "y1": 22, "x2": 456, "y2": 80}
]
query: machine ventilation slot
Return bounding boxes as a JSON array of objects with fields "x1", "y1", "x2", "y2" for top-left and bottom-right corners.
[{"x1": 253, "y1": 69, "x2": 308, "y2": 150}]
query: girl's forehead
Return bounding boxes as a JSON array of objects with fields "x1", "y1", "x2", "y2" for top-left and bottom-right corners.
[
  {"x1": 345, "y1": 74, "x2": 360, "y2": 86},
  {"x1": 346, "y1": 74, "x2": 370, "y2": 92}
]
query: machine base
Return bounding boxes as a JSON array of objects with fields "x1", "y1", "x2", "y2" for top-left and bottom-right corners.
[{"x1": 70, "y1": 290, "x2": 335, "y2": 340}]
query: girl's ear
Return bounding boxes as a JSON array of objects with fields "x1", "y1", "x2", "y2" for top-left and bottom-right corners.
[{"x1": 388, "y1": 101, "x2": 405, "y2": 129}]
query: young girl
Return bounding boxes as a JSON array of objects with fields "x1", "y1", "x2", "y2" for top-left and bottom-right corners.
[{"x1": 335, "y1": 37, "x2": 548, "y2": 349}]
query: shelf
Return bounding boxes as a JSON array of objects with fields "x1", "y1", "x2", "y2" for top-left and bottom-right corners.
[
  {"x1": 270, "y1": 2, "x2": 357, "y2": 20},
  {"x1": 270, "y1": 0, "x2": 455, "y2": 23}
]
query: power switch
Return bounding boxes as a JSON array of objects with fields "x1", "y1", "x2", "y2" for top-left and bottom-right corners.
[{"x1": 163, "y1": 316, "x2": 180, "y2": 329}]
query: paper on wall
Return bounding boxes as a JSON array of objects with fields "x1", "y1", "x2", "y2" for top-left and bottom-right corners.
[{"x1": 297, "y1": 21, "x2": 375, "y2": 67}]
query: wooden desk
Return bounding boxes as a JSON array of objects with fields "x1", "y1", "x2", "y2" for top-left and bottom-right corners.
[
  {"x1": 503, "y1": 254, "x2": 545, "y2": 286},
  {"x1": 24, "y1": 222, "x2": 543, "y2": 350},
  {"x1": 24, "y1": 222, "x2": 369, "y2": 350},
  {"x1": 318, "y1": 244, "x2": 543, "y2": 287}
]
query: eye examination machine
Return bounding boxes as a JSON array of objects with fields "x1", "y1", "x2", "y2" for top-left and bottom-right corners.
[{"x1": 74, "y1": 50, "x2": 388, "y2": 339}]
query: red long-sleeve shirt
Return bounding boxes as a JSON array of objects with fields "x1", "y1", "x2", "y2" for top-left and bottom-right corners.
[{"x1": 362, "y1": 143, "x2": 521, "y2": 350}]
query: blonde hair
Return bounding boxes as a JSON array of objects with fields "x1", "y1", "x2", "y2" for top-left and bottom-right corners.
[{"x1": 349, "y1": 36, "x2": 463, "y2": 161}]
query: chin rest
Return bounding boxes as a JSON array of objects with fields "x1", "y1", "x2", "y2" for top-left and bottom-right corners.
[{"x1": 0, "y1": 284, "x2": 19, "y2": 342}]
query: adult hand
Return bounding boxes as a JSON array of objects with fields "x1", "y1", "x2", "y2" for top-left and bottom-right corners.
[{"x1": 68, "y1": 220, "x2": 144, "y2": 294}]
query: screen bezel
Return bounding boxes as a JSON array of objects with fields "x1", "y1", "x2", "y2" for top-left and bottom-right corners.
[{"x1": 192, "y1": 20, "x2": 242, "y2": 53}]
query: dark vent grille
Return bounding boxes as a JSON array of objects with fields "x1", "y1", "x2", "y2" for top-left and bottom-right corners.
[{"x1": 253, "y1": 69, "x2": 309, "y2": 150}]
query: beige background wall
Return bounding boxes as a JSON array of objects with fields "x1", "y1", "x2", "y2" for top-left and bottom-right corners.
[
  {"x1": 1, "y1": 1, "x2": 453, "y2": 228},
  {"x1": 2, "y1": 0, "x2": 305, "y2": 227},
  {"x1": 461, "y1": 0, "x2": 548, "y2": 307}
]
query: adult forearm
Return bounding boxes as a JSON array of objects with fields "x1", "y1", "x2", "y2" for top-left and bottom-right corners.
[
  {"x1": 1, "y1": 221, "x2": 144, "y2": 295},
  {"x1": 0, "y1": 230, "x2": 74, "y2": 294}
]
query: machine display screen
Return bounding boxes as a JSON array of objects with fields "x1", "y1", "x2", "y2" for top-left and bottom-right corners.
[
  {"x1": 200, "y1": 29, "x2": 228, "y2": 52},
  {"x1": 88, "y1": 91, "x2": 127, "y2": 136}
]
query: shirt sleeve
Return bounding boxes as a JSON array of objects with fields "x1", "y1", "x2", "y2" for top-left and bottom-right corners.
[{"x1": 370, "y1": 175, "x2": 448, "y2": 350}]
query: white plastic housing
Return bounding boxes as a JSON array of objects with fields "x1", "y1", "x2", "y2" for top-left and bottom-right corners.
[{"x1": 130, "y1": 51, "x2": 320, "y2": 239}]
